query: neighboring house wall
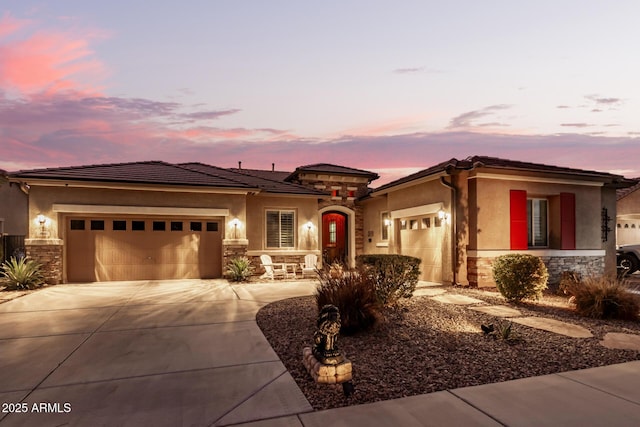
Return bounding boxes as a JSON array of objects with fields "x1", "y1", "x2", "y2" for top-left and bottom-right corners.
[
  {"x1": 617, "y1": 188, "x2": 640, "y2": 245},
  {"x1": 0, "y1": 181, "x2": 28, "y2": 236}
]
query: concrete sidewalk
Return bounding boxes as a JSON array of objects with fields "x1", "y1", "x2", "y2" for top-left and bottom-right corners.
[{"x1": 0, "y1": 279, "x2": 638, "y2": 426}]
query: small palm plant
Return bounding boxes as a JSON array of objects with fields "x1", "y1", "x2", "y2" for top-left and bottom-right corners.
[
  {"x1": 0, "y1": 256, "x2": 45, "y2": 290},
  {"x1": 225, "y1": 256, "x2": 254, "y2": 282}
]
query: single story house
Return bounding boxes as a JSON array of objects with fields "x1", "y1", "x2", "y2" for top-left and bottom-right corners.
[
  {"x1": 616, "y1": 180, "x2": 640, "y2": 246},
  {"x1": 360, "y1": 156, "x2": 634, "y2": 286},
  {"x1": 5, "y1": 156, "x2": 634, "y2": 287}
]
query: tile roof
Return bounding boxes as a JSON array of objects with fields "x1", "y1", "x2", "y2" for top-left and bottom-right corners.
[
  {"x1": 181, "y1": 163, "x2": 326, "y2": 196},
  {"x1": 286, "y1": 163, "x2": 379, "y2": 182},
  {"x1": 227, "y1": 167, "x2": 291, "y2": 182},
  {"x1": 374, "y1": 155, "x2": 632, "y2": 193},
  {"x1": 617, "y1": 178, "x2": 640, "y2": 200},
  {"x1": 10, "y1": 161, "x2": 255, "y2": 189}
]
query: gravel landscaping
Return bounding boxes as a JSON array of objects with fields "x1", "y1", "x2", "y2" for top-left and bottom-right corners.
[{"x1": 256, "y1": 285, "x2": 640, "y2": 411}]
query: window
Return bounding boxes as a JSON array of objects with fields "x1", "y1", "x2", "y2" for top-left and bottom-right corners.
[
  {"x1": 422, "y1": 218, "x2": 431, "y2": 229},
  {"x1": 410, "y1": 219, "x2": 419, "y2": 230},
  {"x1": 266, "y1": 210, "x2": 295, "y2": 248},
  {"x1": 527, "y1": 199, "x2": 548, "y2": 247},
  {"x1": 70, "y1": 219, "x2": 85, "y2": 230},
  {"x1": 113, "y1": 220, "x2": 126, "y2": 231},
  {"x1": 328, "y1": 220, "x2": 337, "y2": 244},
  {"x1": 400, "y1": 220, "x2": 407, "y2": 230},
  {"x1": 206, "y1": 222, "x2": 218, "y2": 232},
  {"x1": 434, "y1": 217, "x2": 442, "y2": 227},
  {"x1": 190, "y1": 222, "x2": 202, "y2": 231},
  {"x1": 170, "y1": 221, "x2": 183, "y2": 231},
  {"x1": 90, "y1": 220, "x2": 105, "y2": 231},
  {"x1": 132, "y1": 221, "x2": 145, "y2": 231},
  {"x1": 153, "y1": 221, "x2": 166, "y2": 231},
  {"x1": 381, "y1": 212, "x2": 390, "y2": 240}
]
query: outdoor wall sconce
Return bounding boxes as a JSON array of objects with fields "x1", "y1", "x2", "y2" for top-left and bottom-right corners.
[
  {"x1": 437, "y1": 209, "x2": 451, "y2": 225},
  {"x1": 35, "y1": 213, "x2": 50, "y2": 238},
  {"x1": 305, "y1": 221, "x2": 313, "y2": 231},
  {"x1": 384, "y1": 218, "x2": 391, "y2": 227},
  {"x1": 230, "y1": 218, "x2": 241, "y2": 239}
]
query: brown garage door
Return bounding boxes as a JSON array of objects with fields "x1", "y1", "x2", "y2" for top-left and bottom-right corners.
[
  {"x1": 66, "y1": 217, "x2": 222, "y2": 282},
  {"x1": 398, "y1": 215, "x2": 443, "y2": 283}
]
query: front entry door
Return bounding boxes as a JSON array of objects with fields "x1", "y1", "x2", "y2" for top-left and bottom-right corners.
[{"x1": 322, "y1": 212, "x2": 347, "y2": 264}]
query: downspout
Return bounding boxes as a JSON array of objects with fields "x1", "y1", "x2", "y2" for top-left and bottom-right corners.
[{"x1": 440, "y1": 176, "x2": 457, "y2": 285}]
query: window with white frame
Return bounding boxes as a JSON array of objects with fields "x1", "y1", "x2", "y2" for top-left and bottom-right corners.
[
  {"x1": 527, "y1": 198, "x2": 548, "y2": 247},
  {"x1": 266, "y1": 210, "x2": 295, "y2": 248},
  {"x1": 381, "y1": 212, "x2": 390, "y2": 240}
]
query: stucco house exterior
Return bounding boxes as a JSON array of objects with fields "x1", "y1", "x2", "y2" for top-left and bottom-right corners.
[
  {"x1": 361, "y1": 156, "x2": 633, "y2": 287},
  {"x1": 616, "y1": 180, "x2": 640, "y2": 246},
  {"x1": 5, "y1": 156, "x2": 633, "y2": 287},
  {"x1": 7, "y1": 161, "x2": 377, "y2": 284}
]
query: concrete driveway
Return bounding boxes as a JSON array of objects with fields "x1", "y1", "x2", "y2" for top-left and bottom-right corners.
[{"x1": 0, "y1": 279, "x2": 317, "y2": 426}]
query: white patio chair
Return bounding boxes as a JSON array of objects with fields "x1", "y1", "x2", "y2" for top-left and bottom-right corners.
[
  {"x1": 299, "y1": 253, "x2": 318, "y2": 278},
  {"x1": 260, "y1": 254, "x2": 287, "y2": 280}
]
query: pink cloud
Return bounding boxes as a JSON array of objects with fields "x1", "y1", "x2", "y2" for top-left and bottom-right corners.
[{"x1": 0, "y1": 13, "x2": 107, "y2": 95}]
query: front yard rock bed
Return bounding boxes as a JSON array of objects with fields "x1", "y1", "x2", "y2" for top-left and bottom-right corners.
[{"x1": 256, "y1": 285, "x2": 640, "y2": 411}]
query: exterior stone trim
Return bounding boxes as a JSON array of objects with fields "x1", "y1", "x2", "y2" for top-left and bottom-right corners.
[
  {"x1": 468, "y1": 254, "x2": 605, "y2": 288},
  {"x1": 25, "y1": 238, "x2": 63, "y2": 285}
]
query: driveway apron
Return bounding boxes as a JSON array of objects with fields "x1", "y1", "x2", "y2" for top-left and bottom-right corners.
[{"x1": 0, "y1": 280, "x2": 315, "y2": 426}]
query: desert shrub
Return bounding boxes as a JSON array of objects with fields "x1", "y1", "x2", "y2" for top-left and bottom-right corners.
[
  {"x1": 356, "y1": 254, "x2": 421, "y2": 306},
  {"x1": 0, "y1": 257, "x2": 45, "y2": 290},
  {"x1": 567, "y1": 276, "x2": 640, "y2": 321},
  {"x1": 492, "y1": 254, "x2": 548, "y2": 303},
  {"x1": 315, "y1": 264, "x2": 381, "y2": 335},
  {"x1": 225, "y1": 256, "x2": 254, "y2": 282},
  {"x1": 558, "y1": 270, "x2": 581, "y2": 296}
]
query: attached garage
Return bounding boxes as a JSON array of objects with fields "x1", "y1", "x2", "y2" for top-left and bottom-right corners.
[
  {"x1": 65, "y1": 216, "x2": 222, "y2": 282},
  {"x1": 391, "y1": 202, "x2": 446, "y2": 283}
]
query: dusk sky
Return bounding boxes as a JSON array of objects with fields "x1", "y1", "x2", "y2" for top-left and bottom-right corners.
[{"x1": 1, "y1": 1, "x2": 639, "y2": 185}]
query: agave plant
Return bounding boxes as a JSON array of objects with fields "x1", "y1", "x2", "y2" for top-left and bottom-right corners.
[
  {"x1": 225, "y1": 256, "x2": 254, "y2": 282},
  {"x1": 0, "y1": 257, "x2": 45, "y2": 290}
]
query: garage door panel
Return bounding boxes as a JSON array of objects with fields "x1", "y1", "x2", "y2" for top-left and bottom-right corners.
[
  {"x1": 67, "y1": 217, "x2": 222, "y2": 282},
  {"x1": 399, "y1": 218, "x2": 443, "y2": 283}
]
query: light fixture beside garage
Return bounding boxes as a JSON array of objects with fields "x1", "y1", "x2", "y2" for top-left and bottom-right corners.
[
  {"x1": 305, "y1": 221, "x2": 313, "y2": 231},
  {"x1": 230, "y1": 218, "x2": 241, "y2": 239},
  {"x1": 438, "y1": 209, "x2": 451, "y2": 225},
  {"x1": 35, "y1": 214, "x2": 51, "y2": 238}
]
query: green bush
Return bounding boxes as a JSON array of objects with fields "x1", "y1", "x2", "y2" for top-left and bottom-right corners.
[
  {"x1": 315, "y1": 264, "x2": 381, "y2": 335},
  {"x1": 225, "y1": 256, "x2": 254, "y2": 282},
  {"x1": 492, "y1": 254, "x2": 548, "y2": 303},
  {"x1": 356, "y1": 254, "x2": 421, "y2": 306},
  {"x1": 0, "y1": 256, "x2": 45, "y2": 290},
  {"x1": 566, "y1": 276, "x2": 640, "y2": 321}
]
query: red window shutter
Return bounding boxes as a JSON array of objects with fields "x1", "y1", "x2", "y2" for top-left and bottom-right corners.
[
  {"x1": 510, "y1": 190, "x2": 528, "y2": 250},
  {"x1": 560, "y1": 192, "x2": 576, "y2": 249}
]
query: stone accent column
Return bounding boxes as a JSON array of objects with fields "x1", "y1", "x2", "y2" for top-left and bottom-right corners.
[
  {"x1": 25, "y1": 238, "x2": 63, "y2": 285},
  {"x1": 222, "y1": 239, "x2": 249, "y2": 272}
]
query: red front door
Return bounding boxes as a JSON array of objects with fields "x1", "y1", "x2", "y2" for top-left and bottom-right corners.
[{"x1": 322, "y1": 212, "x2": 347, "y2": 264}]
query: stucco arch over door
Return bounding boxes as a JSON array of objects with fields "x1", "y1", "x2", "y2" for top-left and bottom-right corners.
[{"x1": 318, "y1": 205, "x2": 356, "y2": 268}]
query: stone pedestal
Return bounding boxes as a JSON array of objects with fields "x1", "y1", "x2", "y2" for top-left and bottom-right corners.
[
  {"x1": 25, "y1": 238, "x2": 63, "y2": 285},
  {"x1": 302, "y1": 347, "x2": 352, "y2": 384}
]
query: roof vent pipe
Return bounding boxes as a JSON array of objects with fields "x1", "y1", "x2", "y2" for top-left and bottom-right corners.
[
  {"x1": 238, "y1": 161, "x2": 242, "y2": 170},
  {"x1": 272, "y1": 163, "x2": 275, "y2": 171}
]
